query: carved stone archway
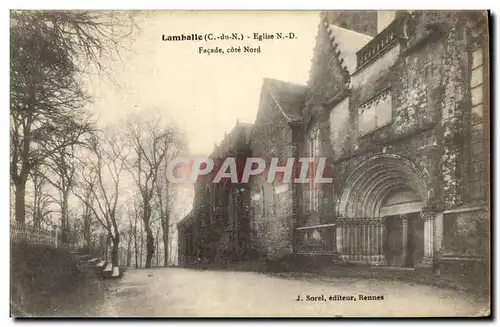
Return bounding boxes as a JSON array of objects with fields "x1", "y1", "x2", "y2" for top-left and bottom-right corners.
[
  {"x1": 337, "y1": 154, "x2": 430, "y2": 218},
  {"x1": 335, "y1": 154, "x2": 435, "y2": 266}
]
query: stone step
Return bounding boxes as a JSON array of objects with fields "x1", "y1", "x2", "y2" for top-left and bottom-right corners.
[
  {"x1": 103, "y1": 263, "x2": 112, "y2": 272},
  {"x1": 111, "y1": 266, "x2": 120, "y2": 278},
  {"x1": 75, "y1": 254, "x2": 93, "y2": 259}
]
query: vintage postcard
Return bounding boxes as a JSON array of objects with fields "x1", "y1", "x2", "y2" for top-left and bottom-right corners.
[{"x1": 10, "y1": 10, "x2": 490, "y2": 317}]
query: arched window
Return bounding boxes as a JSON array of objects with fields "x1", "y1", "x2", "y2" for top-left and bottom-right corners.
[{"x1": 469, "y1": 39, "x2": 486, "y2": 201}]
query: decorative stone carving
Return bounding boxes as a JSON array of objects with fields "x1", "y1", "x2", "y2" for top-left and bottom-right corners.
[{"x1": 420, "y1": 209, "x2": 435, "y2": 221}]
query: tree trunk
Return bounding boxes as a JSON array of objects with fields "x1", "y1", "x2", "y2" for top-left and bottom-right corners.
[
  {"x1": 33, "y1": 188, "x2": 41, "y2": 229},
  {"x1": 126, "y1": 238, "x2": 132, "y2": 267},
  {"x1": 134, "y1": 215, "x2": 138, "y2": 268},
  {"x1": 14, "y1": 180, "x2": 26, "y2": 225},
  {"x1": 104, "y1": 234, "x2": 109, "y2": 262},
  {"x1": 33, "y1": 211, "x2": 41, "y2": 229},
  {"x1": 134, "y1": 230, "x2": 138, "y2": 268},
  {"x1": 126, "y1": 249, "x2": 131, "y2": 267},
  {"x1": 83, "y1": 213, "x2": 91, "y2": 248},
  {"x1": 140, "y1": 228, "x2": 143, "y2": 267},
  {"x1": 163, "y1": 225, "x2": 169, "y2": 267},
  {"x1": 61, "y1": 190, "x2": 69, "y2": 229},
  {"x1": 155, "y1": 237, "x2": 159, "y2": 267},
  {"x1": 60, "y1": 190, "x2": 71, "y2": 243},
  {"x1": 111, "y1": 235, "x2": 119, "y2": 267},
  {"x1": 145, "y1": 227, "x2": 155, "y2": 268}
]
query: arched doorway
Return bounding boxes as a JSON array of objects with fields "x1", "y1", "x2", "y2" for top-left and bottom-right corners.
[
  {"x1": 381, "y1": 189, "x2": 425, "y2": 267},
  {"x1": 336, "y1": 154, "x2": 431, "y2": 266}
]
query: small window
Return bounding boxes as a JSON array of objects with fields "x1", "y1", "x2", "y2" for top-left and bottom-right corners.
[
  {"x1": 472, "y1": 122, "x2": 484, "y2": 137},
  {"x1": 376, "y1": 94, "x2": 392, "y2": 126},
  {"x1": 469, "y1": 46, "x2": 485, "y2": 201},
  {"x1": 472, "y1": 49, "x2": 483, "y2": 69},
  {"x1": 470, "y1": 66, "x2": 484, "y2": 88},
  {"x1": 359, "y1": 106, "x2": 376, "y2": 133},
  {"x1": 471, "y1": 85, "x2": 484, "y2": 106},
  {"x1": 472, "y1": 104, "x2": 484, "y2": 121},
  {"x1": 470, "y1": 47, "x2": 484, "y2": 112},
  {"x1": 358, "y1": 90, "x2": 392, "y2": 135}
]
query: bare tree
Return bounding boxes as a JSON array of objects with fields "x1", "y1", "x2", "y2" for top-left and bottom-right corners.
[
  {"x1": 121, "y1": 207, "x2": 135, "y2": 267},
  {"x1": 125, "y1": 115, "x2": 180, "y2": 268},
  {"x1": 154, "y1": 223, "x2": 161, "y2": 267},
  {"x1": 10, "y1": 11, "x2": 134, "y2": 225},
  {"x1": 155, "y1": 130, "x2": 184, "y2": 266},
  {"x1": 73, "y1": 130, "x2": 129, "y2": 269},
  {"x1": 139, "y1": 218, "x2": 144, "y2": 267},
  {"x1": 26, "y1": 165, "x2": 54, "y2": 229},
  {"x1": 44, "y1": 145, "x2": 77, "y2": 236},
  {"x1": 133, "y1": 203, "x2": 140, "y2": 268},
  {"x1": 76, "y1": 168, "x2": 98, "y2": 249}
]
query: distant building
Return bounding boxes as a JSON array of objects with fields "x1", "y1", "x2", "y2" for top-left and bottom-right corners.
[
  {"x1": 177, "y1": 123, "x2": 253, "y2": 266},
  {"x1": 247, "y1": 78, "x2": 306, "y2": 259},
  {"x1": 178, "y1": 11, "x2": 490, "y2": 279}
]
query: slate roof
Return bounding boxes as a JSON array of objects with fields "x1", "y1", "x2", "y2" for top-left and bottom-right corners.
[
  {"x1": 325, "y1": 24, "x2": 373, "y2": 75},
  {"x1": 258, "y1": 78, "x2": 307, "y2": 123}
]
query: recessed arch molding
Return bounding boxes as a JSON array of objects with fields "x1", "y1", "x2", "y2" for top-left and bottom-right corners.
[{"x1": 336, "y1": 154, "x2": 430, "y2": 218}]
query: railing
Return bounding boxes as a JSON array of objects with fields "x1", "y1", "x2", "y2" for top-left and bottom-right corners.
[
  {"x1": 10, "y1": 222, "x2": 56, "y2": 247},
  {"x1": 356, "y1": 15, "x2": 406, "y2": 70},
  {"x1": 10, "y1": 222, "x2": 98, "y2": 251}
]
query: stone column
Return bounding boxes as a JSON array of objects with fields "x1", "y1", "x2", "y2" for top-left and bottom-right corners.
[
  {"x1": 346, "y1": 226, "x2": 351, "y2": 260},
  {"x1": 359, "y1": 224, "x2": 362, "y2": 261},
  {"x1": 344, "y1": 226, "x2": 348, "y2": 260},
  {"x1": 366, "y1": 224, "x2": 370, "y2": 263},
  {"x1": 368, "y1": 224, "x2": 373, "y2": 257},
  {"x1": 351, "y1": 225, "x2": 358, "y2": 260},
  {"x1": 336, "y1": 225, "x2": 343, "y2": 254},
  {"x1": 401, "y1": 215, "x2": 408, "y2": 267},
  {"x1": 434, "y1": 212, "x2": 443, "y2": 252},
  {"x1": 379, "y1": 221, "x2": 386, "y2": 265},
  {"x1": 379, "y1": 224, "x2": 384, "y2": 256},
  {"x1": 418, "y1": 210, "x2": 435, "y2": 268}
]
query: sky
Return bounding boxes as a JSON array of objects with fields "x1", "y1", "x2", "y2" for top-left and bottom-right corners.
[
  {"x1": 13, "y1": 11, "x2": 322, "y2": 227},
  {"x1": 86, "y1": 11, "x2": 319, "y2": 155}
]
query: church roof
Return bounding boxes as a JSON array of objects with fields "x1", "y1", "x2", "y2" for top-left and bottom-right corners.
[
  {"x1": 177, "y1": 210, "x2": 195, "y2": 229},
  {"x1": 325, "y1": 24, "x2": 373, "y2": 75},
  {"x1": 212, "y1": 121, "x2": 253, "y2": 158},
  {"x1": 259, "y1": 78, "x2": 307, "y2": 122}
]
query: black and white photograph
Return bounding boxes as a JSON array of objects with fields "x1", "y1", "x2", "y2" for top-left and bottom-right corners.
[{"x1": 9, "y1": 9, "x2": 491, "y2": 317}]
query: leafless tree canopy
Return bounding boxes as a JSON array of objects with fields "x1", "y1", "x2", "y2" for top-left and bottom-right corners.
[
  {"x1": 10, "y1": 11, "x2": 134, "y2": 225},
  {"x1": 125, "y1": 114, "x2": 185, "y2": 268},
  {"x1": 10, "y1": 10, "x2": 185, "y2": 273},
  {"x1": 74, "y1": 129, "x2": 130, "y2": 267}
]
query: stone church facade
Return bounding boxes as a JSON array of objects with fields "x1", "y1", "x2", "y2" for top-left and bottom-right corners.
[
  {"x1": 178, "y1": 11, "x2": 489, "y2": 279},
  {"x1": 177, "y1": 123, "x2": 254, "y2": 266}
]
